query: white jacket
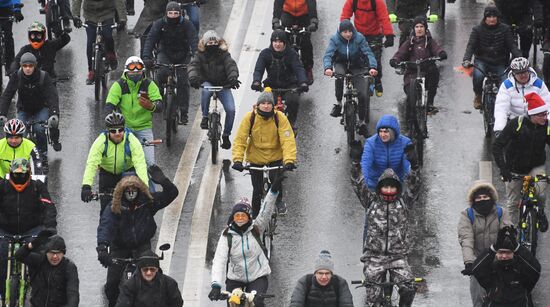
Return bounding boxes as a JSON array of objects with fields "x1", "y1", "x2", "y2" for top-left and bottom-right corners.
[
  {"x1": 493, "y1": 68, "x2": 550, "y2": 131},
  {"x1": 211, "y1": 191, "x2": 276, "y2": 286}
]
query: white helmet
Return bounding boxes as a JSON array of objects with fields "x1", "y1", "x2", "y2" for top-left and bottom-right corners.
[
  {"x1": 124, "y1": 56, "x2": 145, "y2": 73},
  {"x1": 510, "y1": 57, "x2": 530, "y2": 74}
]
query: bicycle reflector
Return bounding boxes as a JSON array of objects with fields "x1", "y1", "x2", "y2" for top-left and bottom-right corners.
[{"x1": 126, "y1": 62, "x2": 144, "y2": 71}]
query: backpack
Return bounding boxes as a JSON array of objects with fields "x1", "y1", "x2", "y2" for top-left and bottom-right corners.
[
  {"x1": 352, "y1": 0, "x2": 377, "y2": 12},
  {"x1": 17, "y1": 69, "x2": 46, "y2": 89},
  {"x1": 248, "y1": 110, "x2": 279, "y2": 136},
  {"x1": 466, "y1": 206, "x2": 503, "y2": 224},
  {"x1": 225, "y1": 225, "x2": 268, "y2": 272},
  {"x1": 304, "y1": 274, "x2": 340, "y2": 304},
  {"x1": 116, "y1": 78, "x2": 151, "y2": 96},
  {"x1": 101, "y1": 127, "x2": 134, "y2": 160}
]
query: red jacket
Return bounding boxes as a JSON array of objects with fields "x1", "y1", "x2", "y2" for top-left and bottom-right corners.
[{"x1": 340, "y1": 0, "x2": 393, "y2": 36}]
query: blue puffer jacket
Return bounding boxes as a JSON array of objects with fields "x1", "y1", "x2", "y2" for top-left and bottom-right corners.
[
  {"x1": 361, "y1": 115, "x2": 412, "y2": 190},
  {"x1": 0, "y1": 0, "x2": 21, "y2": 10},
  {"x1": 323, "y1": 20, "x2": 377, "y2": 70}
]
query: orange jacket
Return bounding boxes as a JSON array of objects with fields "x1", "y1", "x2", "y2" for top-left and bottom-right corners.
[
  {"x1": 274, "y1": 0, "x2": 317, "y2": 19},
  {"x1": 340, "y1": 0, "x2": 393, "y2": 36}
]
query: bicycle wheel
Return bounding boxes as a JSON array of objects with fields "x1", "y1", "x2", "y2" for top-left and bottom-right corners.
[
  {"x1": 344, "y1": 101, "x2": 356, "y2": 145},
  {"x1": 482, "y1": 92, "x2": 495, "y2": 138},
  {"x1": 522, "y1": 210, "x2": 538, "y2": 256},
  {"x1": 364, "y1": 78, "x2": 371, "y2": 124},
  {"x1": 414, "y1": 81, "x2": 427, "y2": 139},
  {"x1": 165, "y1": 92, "x2": 174, "y2": 147},
  {"x1": 406, "y1": 82, "x2": 417, "y2": 131},
  {"x1": 440, "y1": 0, "x2": 446, "y2": 19},
  {"x1": 8, "y1": 277, "x2": 18, "y2": 307},
  {"x1": 210, "y1": 112, "x2": 220, "y2": 164},
  {"x1": 93, "y1": 49, "x2": 103, "y2": 102}
]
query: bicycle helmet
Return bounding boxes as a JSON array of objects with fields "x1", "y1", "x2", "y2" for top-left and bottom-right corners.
[
  {"x1": 124, "y1": 56, "x2": 145, "y2": 73},
  {"x1": 9, "y1": 158, "x2": 31, "y2": 192},
  {"x1": 510, "y1": 57, "x2": 530, "y2": 74},
  {"x1": 28, "y1": 21, "x2": 46, "y2": 49},
  {"x1": 4, "y1": 119, "x2": 26, "y2": 136},
  {"x1": 105, "y1": 112, "x2": 125, "y2": 128}
]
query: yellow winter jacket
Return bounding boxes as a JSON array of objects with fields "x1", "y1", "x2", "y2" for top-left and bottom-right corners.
[{"x1": 232, "y1": 110, "x2": 297, "y2": 165}]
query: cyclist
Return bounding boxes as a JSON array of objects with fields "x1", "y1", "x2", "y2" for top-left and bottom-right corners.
[
  {"x1": 115, "y1": 251, "x2": 183, "y2": 307},
  {"x1": 389, "y1": 16, "x2": 447, "y2": 114},
  {"x1": 272, "y1": 0, "x2": 319, "y2": 85},
  {"x1": 289, "y1": 250, "x2": 354, "y2": 307},
  {"x1": 494, "y1": 0, "x2": 538, "y2": 58},
  {"x1": 10, "y1": 21, "x2": 70, "y2": 78},
  {"x1": 188, "y1": 30, "x2": 239, "y2": 150},
  {"x1": 252, "y1": 29, "x2": 309, "y2": 126},
  {"x1": 492, "y1": 92, "x2": 550, "y2": 230},
  {"x1": 471, "y1": 226, "x2": 541, "y2": 307},
  {"x1": 81, "y1": 112, "x2": 149, "y2": 215},
  {"x1": 385, "y1": 0, "x2": 440, "y2": 46},
  {"x1": 105, "y1": 57, "x2": 163, "y2": 168},
  {"x1": 71, "y1": 0, "x2": 126, "y2": 85},
  {"x1": 493, "y1": 57, "x2": 550, "y2": 133},
  {"x1": 39, "y1": 0, "x2": 73, "y2": 34},
  {"x1": 208, "y1": 177, "x2": 283, "y2": 307},
  {"x1": 536, "y1": 0, "x2": 550, "y2": 87},
  {"x1": 15, "y1": 233, "x2": 79, "y2": 307},
  {"x1": 462, "y1": 5, "x2": 522, "y2": 110},
  {"x1": 323, "y1": 19, "x2": 378, "y2": 135},
  {"x1": 340, "y1": 0, "x2": 394, "y2": 96},
  {"x1": 0, "y1": 119, "x2": 42, "y2": 178},
  {"x1": 457, "y1": 181, "x2": 511, "y2": 307},
  {"x1": 231, "y1": 91, "x2": 297, "y2": 217},
  {"x1": 142, "y1": 1, "x2": 198, "y2": 126},
  {"x1": 0, "y1": 0, "x2": 23, "y2": 73},
  {"x1": 0, "y1": 158, "x2": 57, "y2": 298},
  {"x1": 180, "y1": 0, "x2": 205, "y2": 32},
  {"x1": 0, "y1": 52, "x2": 61, "y2": 170},
  {"x1": 352, "y1": 168, "x2": 416, "y2": 307},
  {"x1": 96, "y1": 165, "x2": 178, "y2": 307}
]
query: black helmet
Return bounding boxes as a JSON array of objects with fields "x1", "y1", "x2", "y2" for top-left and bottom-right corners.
[{"x1": 105, "y1": 112, "x2": 125, "y2": 128}]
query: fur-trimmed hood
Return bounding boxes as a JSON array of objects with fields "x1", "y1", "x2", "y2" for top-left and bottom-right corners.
[
  {"x1": 197, "y1": 38, "x2": 228, "y2": 52},
  {"x1": 112, "y1": 176, "x2": 153, "y2": 214},
  {"x1": 466, "y1": 180, "x2": 498, "y2": 205}
]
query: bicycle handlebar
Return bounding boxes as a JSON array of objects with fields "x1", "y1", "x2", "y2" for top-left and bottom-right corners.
[
  {"x1": 393, "y1": 17, "x2": 436, "y2": 23},
  {"x1": 332, "y1": 72, "x2": 374, "y2": 80},
  {"x1": 351, "y1": 278, "x2": 425, "y2": 287},
  {"x1": 112, "y1": 257, "x2": 138, "y2": 265},
  {"x1": 218, "y1": 290, "x2": 275, "y2": 300},
  {"x1": 200, "y1": 85, "x2": 233, "y2": 91},
  {"x1": 83, "y1": 22, "x2": 118, "y2": 29},
  {"x1": 142, "y1": 139, "x2": 163, "y2": 146},
  {"x1": 91, "y1": 192, "x2": 113, "y2": 201},
  {"x1": 153, "y1": 63, "x2": 188, "y2": 69},
  {"x1": 397, "y1": 57, "x2": 441, "y2": 67},
  {"x1": 510, "y1": 174, "x2": 550, "y2": 183},
  {"x1": 243, "y1": 165, "x2": 285, "y2": 172},
  {"x1": 468, "y1": 64, "x2": 506, "y2": 78},
  {"x1": 0, "y1": 234, "x2": 36, "y2": 242},
  {"x1": 284, "y1": 26, "x2": 308, "y2": 34}
]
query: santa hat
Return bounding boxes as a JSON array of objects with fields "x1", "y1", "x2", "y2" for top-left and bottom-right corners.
[{"x1": 525, "y1": 93, "x2": 548, "y2": 115}]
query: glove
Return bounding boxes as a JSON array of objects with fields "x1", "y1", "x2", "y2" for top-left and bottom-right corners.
[
  {"x1": 251, "y1": 81, "x2": 262, "y2": 92},
  {"x1": 494, "y1": 130, "x2": 502, "y2": 138},
  {"x1": 428, "y1": 14, "x2": 439, "y2": 23},
  {"x1": 384, "y1": 35, "x2": 394, "y2": 48},
  {"x1": 447, "y1": 0, "x2": 456, "y2": 3},
  {"x1": 73, "y1": 17, "x2": 82, "y2": 28},
  {"x1": 143, "y1": 58, "x2": 154, "y2": 70},
  {"x1": 307, "y1": 18, "x2": 319, "y2": 32},
  {"x1": 232, "y1": 161, "x2": 244, "y2": 172},
  {"x1": 13, "y1": 11, "x2": 23, "y2": 22},
  {"x1": 500, "y1": 168, "x2": 512, "y2": 182},
  {"x1": 196, "y1": 0, "x2": 207, "y2": 5},
  {"x1": 389, "y1": 58, "x2": 398, "y2": 68},
  {"x1": 284, "y1": 162, "x2": 296, "y2": 171},
  {"x1": 438, "y1": 51, "x2": 447, "y2": 60},
  {"x1": 350, "y1": 140, "x2": 363, "y2": 162},
  {"x1": 148, "y1": 164, "x2": 167, "y2": 184},
  {"x1": 81, "y1": 185, "x2": 93, "y2": 202},
  {"x1": 493, "y1": 226, "x2": 518, "y2": 251},
  {"x1": 117, "y1": 20, "x2": 126, "y2": 31},
  {"x1": 299, "y1": 82, "x2": 309, "y2": 93},
  {"x1": 48, "y1": 115, "x2": 59, "y2": 129},
  {"x1": 272, "y1": 17, "x2": 282, "y2": 30},
  {"x1": 405, "y1": 144, "x2": 419, "y2": 169},
  {"x1": 208, "y1": 285, "x2": 221, "y2": 301},
  {"x1": 96, "y1": 244, "x2": 112, "y2": 268},
  {"x1": 461, "y1": 263, "x2": 473, "y2": 276},
  {"x1": 389, "y1": 13, "x2": 397, "y2": 23},
  {"x1": 0, "y1": 115, "x2": 7, "y2": 126},
  {"x1": 32, "y1": 228, "x2": 56, "y2": 249},
  {"x1": 229, "y1": 78, "x2": 241, "y2": 89},
  {"x1": 271, "y1": 174, "x2": 286, "y2": 193},
  {"x1": 189, "y1": 77, "x2": 201, "y2": 89},
  {"x1": 462, "y1": 60, "x2": 472, "y2": 68}
]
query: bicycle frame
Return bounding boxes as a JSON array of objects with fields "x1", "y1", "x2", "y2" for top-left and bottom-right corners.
[
  {"x1": 472, "y1": 64, "x2": 501, "y2": 138},
  {"x1": 203, "y1": 85, "x2": 224, "y2": 164},
  {"x1": 284, "y1": 26, "x2": 307, "y2": 53},
  {"x1": 154, "y1": 63, "x2": 187, "y2": 147},
  {"x1": 0, "y1": 234, "x2": 35, "y2": 307}
]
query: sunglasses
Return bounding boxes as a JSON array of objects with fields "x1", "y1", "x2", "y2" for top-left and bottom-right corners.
[
  {"x1": 30, "y1": 32, "x2": 43, "y2": 40},
  {"x1": 109, "y1": 128, "x2": 124, "y2": 134},
  {"x1": 126, "y1": 62, "x2": 144, "y2": 71},
  {"x1": 21, "y1": 64, "x2": 34, "y2": 68},
  {"x1": 141, "y1": 267, "x2": 158, "y2": 273}
]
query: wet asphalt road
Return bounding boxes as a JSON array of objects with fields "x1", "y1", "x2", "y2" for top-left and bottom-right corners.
[{"x1": 10, "y1": 0, "x2": 550, "y2": 306}]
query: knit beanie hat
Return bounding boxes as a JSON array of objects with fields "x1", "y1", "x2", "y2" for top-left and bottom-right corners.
[
  {"x1": 138, "y1": 250, "x2": 160, "y2": 269},
  {"x1": 45, "y1": 235, "x2": 66, "y2": 253},
  {"x1": 413, "y1": 15, "x2": 428, "y2": 29},
  {"x1": 473, "y1": 187, "x2": 492, "y2": 200},
  {"x1": 525, "y1": 92, "x2": 548, "y2": 115},
  {"x1": 20, "y1": 52, "x2": 37, "y2": 66},
  {"x1": 257, "y1": 89, "x2": 274, "y2": 105},
  {"x1": 484, "y1": 6, "x2": 500, "y2": 18},
  {"x1": 203, "y1": 30, "x2": 220, "y2": 44},
  {"x1": 314, "y1": 250, "x2": 334, "y2": 273},
  {"x1": 231, "y1": 198, "x2": 252, "y2": 218},
  {"x1": 270, "y1": 29, "x2": 287, "y2": 45},
  {"x1": 338, "y1": 19, "x2": 354, "y2": 33}
]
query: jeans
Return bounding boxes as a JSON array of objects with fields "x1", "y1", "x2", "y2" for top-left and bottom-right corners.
[
  {"x1": 366, "y1": 35, "x2": 384, "y2": 87},
  {"x1": 85, "y1": 19, "x2": 115, "y2": 71},
  {"x1": 334, "y1": 63, "x2": 369, "y2": 121},
  {"x1": 226, "y1": 276, "x2": 268, "y2": 307},
  {"x1": 0, "y1": 225, "x2": 43, "y2": 297},
  {"x1": 470, "y1": 276, "x2": 486, "y2": 307},
  {"x1": 472, "y1": 59, "x2": 507, "y2": 96},
  {"x1": 250, "y1": 160, "x2": 283, "y2": 218},
  {"x1": 200, "y1": 81, "x2": 235, "y2": 136},
  {"x1": 131, "y1": 129, "x2": 155, "y2": 191},
  {"x1": 18, "y1": 108, "x2": 51, "y2": 157},
  {"x1": 184, "y1": 4, "x2": 200, "y2": 33},
  {"x1": 58, "y1": 0, "x2": 72, "y2": 19},
  {"x1": 280, "y1": 12, "x2": 313, "y2": 69},
  {"x1": 156, "y1": 52, "x2": 190, "y2": 115}
]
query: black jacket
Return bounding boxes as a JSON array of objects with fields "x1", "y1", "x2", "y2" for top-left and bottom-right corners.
[
  {"x1": 492, "y1": 116, "x2": 550, "y2": 174},
  {"x1": 253, "y1": 46, "x2": 307, "y2": 88},
  {"x1": 463, "y1": 21, "x2": 522, "y2": 66},
  {"x1": 10, "y1": 32, "x2": 71, "y2": 77},
  {"x1": 0, "y1": 179, "x2": 56, "y2": 234},
  {"x1": 0, "y1": 68, "x2": 60, "y2": 116},
  {"x1": 472, "y1": 246, "x2": 540, "y2": 306},
  {"x1": 142, "y1": 17, "x2": 198, "y2": 63},
  {"x1": 495, "y1": 0, "x2": 537, "y2": 20},
  {"x1": 15, "y1": 246, "x2": 79, "y2": 307},
  {"x1": 115, "y1": 271, "x2": 183, "y2": 307},
  {"x1": 289, "y1": 274, "x2": 354, "y2": 307},
  {"x1": 187, "y1": 40, "x2": 238, "y2": 85}
]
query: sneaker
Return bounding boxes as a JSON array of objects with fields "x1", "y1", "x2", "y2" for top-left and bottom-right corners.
[
  {"x1": 330, "y1": 104, "x2": 342, "y2": 117},
  {"x1": 375, "y1": 83, "x2": 383, "y2": 97},
  {"x1": 106, "y1": 52, "x2": 118, "y2": 70},
  {"x1": 427, "y1": 105, "x2": 439, "y2": 115},
  {"x1": 63, "y1": 19, "x2": 72, "y2": 33},
  {"x1": 473, "y1": 94, "x2": 482, "y2": 110},
  {"x1": 221, "y1": 135, "x2": 231, "y2": 149},
  {"x1": 275, "y1": 200, "x2": 287, "y2": 215},
  {"x1": 539, "y1": 210, "x2": 549, "y2": 232},
  {"x1": 305, "y1": 67, "x2": 314, "y2": 85},
  {"x1": 52, "y1": 142, "x2": 62, "y2": 152},
  {"x1": 86, "y1": 70, "x2": 95, "y2": 85},
  {"x1": 179, "y1": 110, "x2": 188, "y2": 125},
  {"x1": 200, "y1": 117, "x2": 209, "y2": 130}
]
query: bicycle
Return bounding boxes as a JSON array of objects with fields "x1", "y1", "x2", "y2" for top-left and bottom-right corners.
[
  {"x1": 201, "y1": 85, "x2": 229, "y2": 164},
  {"x1": 469, "y1": 64, "x2": 504, "y2": 138},
  {"x1": 396, "y1": 56, "x2": 441, "y2": 167},
  {"x1": 243, "y1": 165, "x2": 285, "y2": 260},
  {"x1": 217, "y1": 288, "x2": 274, "y2": 307},
  {"x1": 333, "y1": 72, "x2": 374, "y2": 145},
  {"x1": 351, "y1": 277, "x2": 426, "y2": 307},
  {"x1": 83, "y1": 21, "x2": 118, "y2": 102},
  {"x1": 284, "y1": 25, "x2": 308, "y2": 55},
  {"x1": 510, "y1": 174, "x2": 550, "y2": 256},
  {"x1": 0, "y1": 234, "x2": 36, "y2": 307},
  {"x1": 112, "y1": 243, "x2": 170, "y2": 281},
  {"x1": 39, "y1": 0, "x2": 66, "y2": 40},
  {"x1": 264, "y1": 87, "x2": 300, "y2": 131},
  {"x1": 24, "y1": 120, "x2": 58, "y2": 153},
  {"x1": 0, "y1": 15, "x2": 16, "y2": 91},
  {"x1": 153, "y1": 63, "x2": 187, "y2": 147},
  {"x1": 533, "y1": 25, "x2": 544, "y2": 67}
]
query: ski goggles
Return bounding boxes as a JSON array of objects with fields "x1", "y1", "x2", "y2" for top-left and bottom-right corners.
[{"x1": 126, "y1": 62, "x2": 144, "y2": 71}]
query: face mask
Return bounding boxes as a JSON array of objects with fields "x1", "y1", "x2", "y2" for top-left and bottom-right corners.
[
  {"x1": 257, "y1": 108, "x2": 274, "y2": 119},
  {"x1": 11, "y1": 172, "x2": 29, "y2": 185},
  {"x1": 472, "y1": 199, "x2": 495, "y2": 216},
  {"x1": 124, "y1": 188, "x2": 138, "y2": 202},
  {"x1": 167, "y1": 17, "x2": 179, "y2": 25},
  {"x1": 127, "y1": 73, "x2": 142, "y2": 83},
  {"x1": 205, "y1": 45, "x2": 218, "y2": 54}
]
